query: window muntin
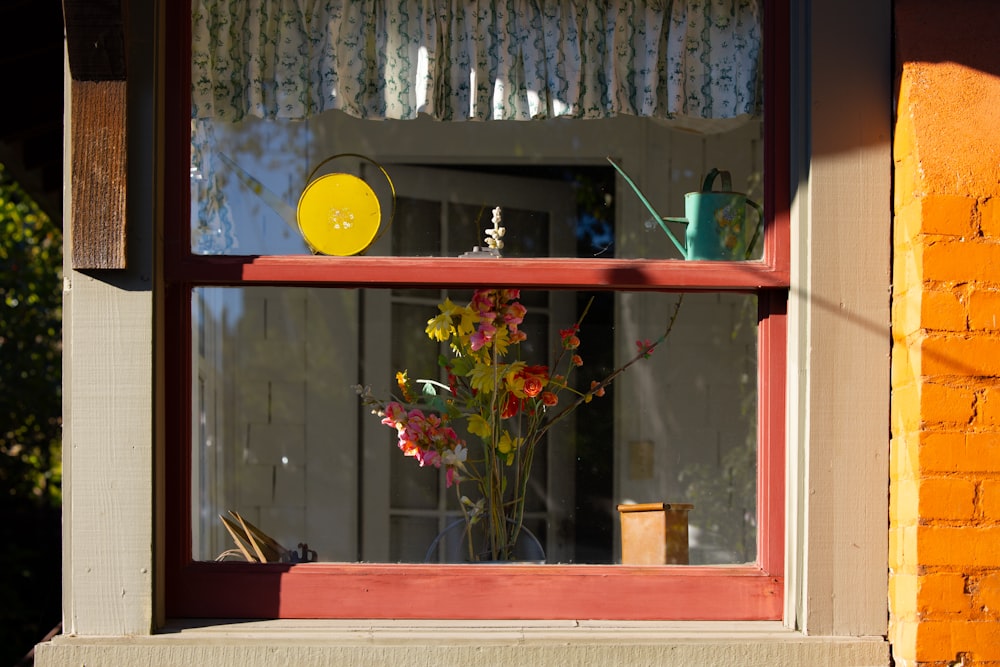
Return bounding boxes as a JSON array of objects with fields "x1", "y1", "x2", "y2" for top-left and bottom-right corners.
[{"x1": 166, "y1": 0, "x2": 788, "y2": 620}]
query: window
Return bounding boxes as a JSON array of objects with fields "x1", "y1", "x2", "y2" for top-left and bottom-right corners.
[{"x1": 166, "y1": 0, "x2": 789, "y2": 620}]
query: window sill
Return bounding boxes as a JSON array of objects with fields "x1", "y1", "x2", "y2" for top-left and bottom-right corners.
[{"x1": 37, "y1": 620, "x2": 889, "y2": 666}]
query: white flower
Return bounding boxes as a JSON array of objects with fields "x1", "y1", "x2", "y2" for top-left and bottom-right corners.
[
  {"x1": 441, "y1": 444, "x2": 468, "y2": 466},
  {"x1": 485, "y1": 206, "x2": 505, "y2": 250}
]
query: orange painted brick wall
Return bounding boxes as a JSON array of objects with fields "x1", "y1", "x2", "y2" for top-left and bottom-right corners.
[{"x1": 892, "y1": 1, "x2": 1000, "y2": 665}]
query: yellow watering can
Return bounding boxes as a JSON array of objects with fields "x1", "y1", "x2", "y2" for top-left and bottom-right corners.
[{"x1": 297, "y1": 154, "x2": 396, "y2": 256}]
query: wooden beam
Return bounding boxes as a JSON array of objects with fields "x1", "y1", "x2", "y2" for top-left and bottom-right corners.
[
  {"x1": 65, "y1": 0, "x2": 128, "y2": 269},
  {"x1": 63, "y1": 0, "x2": 127, "y2": 81},
  {"x1": 70, "y1": 80, "x2": 127, "y2": 269}
]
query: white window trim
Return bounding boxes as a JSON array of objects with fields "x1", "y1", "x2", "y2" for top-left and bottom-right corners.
[{"x1": 46, "y1": 0, "x2": 890, "y2": 664}]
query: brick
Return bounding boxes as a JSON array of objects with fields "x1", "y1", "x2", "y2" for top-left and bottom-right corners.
[
  {"x1": 981, "y1": 480, "x2": 1000, "y2": 522},
  {"x1": 924, "y1": 432, "x2": 1000, "y2": 473},
  {"x1": 891, "y1": 435, "x2": 920, "y2": 482},
  {"x1": 960, "y1": 433, "x2": 1000, "y2": 472},
  {"x1": 895, "y1": 197, "x2": 922, "y2": 245},
  {"x1": 920, "y1": 334, "x2": 1000, "y2": 377},
  {"x1": 981, "y1": 197, "x2": 1000, "y2": 238},
  {"x1": 918, "y1": 572, "x2": 972, "y2": 617},
  {"x1": 918, "y1": 477, "x2": 976, "y2": 521},
  {"x1": 895, "y1": 152, "x2": 920, "y2": 214},
  {"x1": 978, "y1": 571, "x2": 1000, "y2": 615},
  {"x1": 914, "y1": 620, "x2": 953, "y2": 662},
  {"x1": 891, "y1": 476, "x2": 919, "y2": 524},
  {"x1": 978, "y1": 387, "x2": 1000, "y2": 427},
  {"x1": 921, "y1": 195, "x2": 977, "y2": 237},
  {"x1": 922, "y1": 289, "x2": 968, "y2": 332},
  {"x1": 894, "y1": 77, "x2": 916, "y2": 164},
  {"x1": 890, "y1": 572, "x2": 919, "y2": 620},
  {"x1": 950, "y1": 620, "x2": 1000, "y2": 660},
  {"x1": 895, "y1": 245, "x2": 921, "y2": 301},
  {"x1": 888, "y1": 617, "x2": 916, "y2": 665},
  {"x1": 892, "y1": 288, "x2": 923, "y2": 339},
  {"x1": 918, "y1": 526, "x2": 1000, "y2": 567},
  {"x1": 920, "y1": 382, "x2": 976, "y2": 426},
  {"x1": 890, "y1": 524, "x2": 918, "y2": 574},
  {"x1": 892, "y1": 339, "x2": 919, "y2": 391},
  {"x1": 893, "y1": 382, "x2": 922, "y2": 435},
  {"x1": 914, "y1": 619, "x2": 1000, "y2": 662},
  {"x1": 917, "y1": 431, "x2": 968, "y2": 473},
  {"x1": 921, "y1": 238, "x2": 1000, "y2": 284},
  {"x1": 968, "y1": 288, "x2": 1000, "y2": 331}
]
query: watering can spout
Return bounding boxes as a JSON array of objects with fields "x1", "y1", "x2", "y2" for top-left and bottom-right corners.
[
  {"x1": 606, "y1": 157, "x2": 686, "y2": 256},
  {"x1": 609, "y1": 157, "x2": 762, "y2": 261}
]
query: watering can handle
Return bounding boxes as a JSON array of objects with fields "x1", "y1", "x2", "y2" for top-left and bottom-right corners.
[{"x1": 702, "y1": 169, "x2": 733, "y2": 193}]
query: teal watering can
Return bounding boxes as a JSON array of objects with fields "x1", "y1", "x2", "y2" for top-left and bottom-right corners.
[{"x1": 609, "y1": 158, "x2": 763, "y2": 261}]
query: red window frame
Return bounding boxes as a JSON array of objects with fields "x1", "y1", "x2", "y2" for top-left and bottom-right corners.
[{"x1": 164, "y1": 0, "x2": 790, "y2": 620}]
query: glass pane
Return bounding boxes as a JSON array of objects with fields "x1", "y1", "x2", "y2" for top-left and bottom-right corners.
[
  {"x1": 190, "y1": 115, "x2": 763, "y2": 260},
  {"x1": 192, "y1": 287, "x2": 758, "y2": 565}
]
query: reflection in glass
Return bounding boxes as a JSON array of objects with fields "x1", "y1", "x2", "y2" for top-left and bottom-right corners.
[
  {"x1": 190, "y1": 114, "x2": 763, "y2": 260},
  {"x1": 192, "y1": 287, "x2": 758, "y2": 565}
]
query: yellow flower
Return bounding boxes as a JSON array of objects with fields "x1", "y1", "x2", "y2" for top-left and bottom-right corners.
[
  {"x1": 491, "y1": 326, "x2": 512, "y2": 356},
  {"x1": 426, "y1": 298, "x2": 471, "y2": 341},
  {"x1": 426, "y1": 312, "x2": 454, "y2": 342},
  {"x1": 455, "y1": 304, "x2": 477, "y2": 336},
  {"x1": 497, "y1": 431, "x2": 522, "y2": 465},
  {"x1": 503, "y1": 361, "x2": 527, "y2": 396},
  {"x1": 467, "y1": 413, "x2": 492, "y2": 439},
  {"x1": 468, "y1": 363, "x2": 500, "y2": 394}
]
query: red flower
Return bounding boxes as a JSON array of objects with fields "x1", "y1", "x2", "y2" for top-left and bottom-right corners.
[{"x1": 501, "y1": 393, "x2": 521, "y2": 419}]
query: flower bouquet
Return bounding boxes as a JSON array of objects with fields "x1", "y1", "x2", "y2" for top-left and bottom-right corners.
[{"x1": 356, "y1": 288, "x2": 682, "y2": 562}]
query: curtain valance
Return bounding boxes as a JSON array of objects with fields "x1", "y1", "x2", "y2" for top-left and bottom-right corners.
[{"x1": 192, "y1": 0, "x2": 762, "y2": 128}]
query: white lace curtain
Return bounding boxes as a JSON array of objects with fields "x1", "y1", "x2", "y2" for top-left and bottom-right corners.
[{"x1": 192, "y1": 0, "x2": 762, "y2": 127}]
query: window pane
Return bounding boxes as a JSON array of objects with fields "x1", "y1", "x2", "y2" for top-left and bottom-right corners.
[
  {"x1": 192, "y1": 287, "x2": 758, "y2": 565},
  {"x1": 190, "y1": 115, "x2": 763, "y2": 260}
]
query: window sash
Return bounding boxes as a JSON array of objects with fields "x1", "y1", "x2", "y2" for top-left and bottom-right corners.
[{"x1": 163, "y1": 0, "x2": 790, "y2": 620}]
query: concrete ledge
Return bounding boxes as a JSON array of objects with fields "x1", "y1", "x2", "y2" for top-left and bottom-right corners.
[{"x1": 35, "y1": 621, "x2": 889, "y2": 666}]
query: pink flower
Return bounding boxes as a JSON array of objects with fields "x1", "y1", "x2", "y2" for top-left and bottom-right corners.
[
  {"x1": 470, "y1": 321, "x2": 497, "y2": 351},
  {"x1": 503, "y1": 301, "x2": 526, "y2": 329}
]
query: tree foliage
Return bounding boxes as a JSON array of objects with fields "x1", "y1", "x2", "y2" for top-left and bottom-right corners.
[
  {"x1": 0, "y1": 163, "x2": 62, "y2": 504},
  {"x1": 0, "y1": 162, "x2": 62, "y2": 665}
]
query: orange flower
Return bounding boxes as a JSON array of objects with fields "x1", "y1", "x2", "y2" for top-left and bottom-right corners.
[
  {"x1": 516, "y1": 364, "x2": 549, "y2": 398},
  {"x1": 541, "y1": 391, "x2": 558, "y2": 406},
  {"x1": 522, "y1": 377, "x2": 543, "y2": 397}
]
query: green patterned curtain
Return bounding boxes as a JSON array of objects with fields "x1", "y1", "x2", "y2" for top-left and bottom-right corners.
[{"x1": 192, "y1": 0, "x2": 762, "y2": 128}]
